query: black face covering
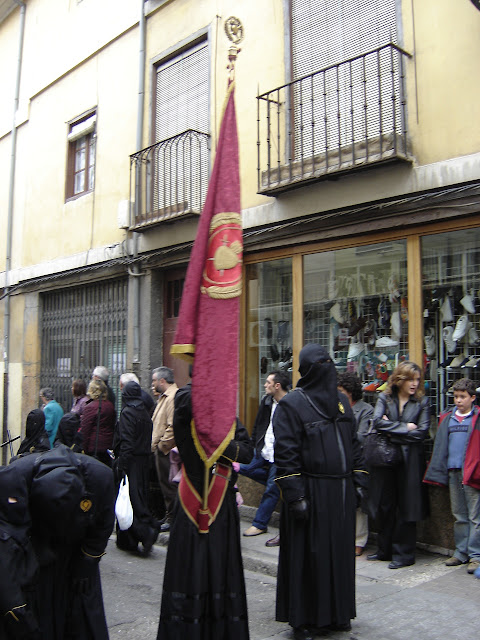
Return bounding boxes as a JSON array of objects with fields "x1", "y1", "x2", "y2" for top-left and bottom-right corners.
[
  {"x1": 16, "y1": 409, "x2": 49, "y2": 456},
  {"x1": 56, "y1": 412, "x2": 81, "y2": 447},
  {"x1": 0, "y1": 465, "x2": 31, "y2": 540},
  {"x1": 297, "y1": 343, "x2": 339, "y2": 419}
]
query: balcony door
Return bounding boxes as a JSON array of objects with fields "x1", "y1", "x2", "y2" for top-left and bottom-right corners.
[
  {"x1": 154, "y1": 39, "x2": 209, "y2": 216},
  {"x1": 290, "y1": 0, "x2": 400, "y2": 160}
]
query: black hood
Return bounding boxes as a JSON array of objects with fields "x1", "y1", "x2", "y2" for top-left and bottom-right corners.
[
  {"x1": 121, "y1": 380, "x2": 144, "y2": 409},
  {"x1": 16, "y1": 409, "x2": 50, "y2": 456},
  {"x1": 297, "y1": 343, "x2": 339, "y2": 419},
  {"x1": 56, "y1": 412, "x2": 81, "y2": 447},
  {"x1": 0, "y1": 464, "x2": 31, "y2": 541}
]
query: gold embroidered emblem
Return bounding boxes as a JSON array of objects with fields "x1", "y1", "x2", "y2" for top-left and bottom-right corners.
[
  {"x1": 201, "y1": 212, "x2": 243, "y2": 299},
  {"x1": 338, "y1": 402, "x2": 345, "y2": 414},
  {"x1": 80, "y1": 499, "x2": 92, "y2": 512}
]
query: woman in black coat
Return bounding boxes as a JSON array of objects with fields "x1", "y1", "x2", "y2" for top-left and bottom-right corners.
[{"x1": 367, "y1": 361, "x2": 430, "y2": 569}]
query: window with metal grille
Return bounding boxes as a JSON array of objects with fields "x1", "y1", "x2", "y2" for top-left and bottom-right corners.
[
  {"x1": 153, "y1": 38, "x2": 209, "y2": 215},
  {"x1": 40, "y1": 278, "x2": 127, "y2": 413},
  {"x1": 65, "y1": 110, "x2": 96, "y2": 200},
  {"x1": 290, "y1": 0, "x2": 399, "y2": 157}
]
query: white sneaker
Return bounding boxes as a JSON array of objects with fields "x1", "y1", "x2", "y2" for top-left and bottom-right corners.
[
  {"x1": 461, "y1": 293, "x2": 476, "y2": 314},
  {"x1": 391, "y1": 311, "x2": 401, "y2": 338},
  {"x1": 468, "y1": 326, "x2": 480, "y2": 346},
  {"x1": 447, "y1": 354, "x2": 466, "y2": 368},
  {"x1": 347, "y1": 342, "x2": 365, "y2": 361},
  {"x1": 443, "y1": 326, "x2": 457, "y2": 353},
  {"x1": 452, "y1": 315, "x2": 470, "y2": 342},
  {"x1": 375, "y1": 336, "x2": 399, "y2": 348},
  {"x1": 424, "y1": 327, "x2": 436, "y2": 356},
  {"x1": 440, "y1": 296, "x2": 453, "y2": 323},
  {"x1": 330, "y1": 302, "x2": 345, "y2": 324},
  {"x1": 462, "y1": 356, "x2": 479, "y2": 368}
]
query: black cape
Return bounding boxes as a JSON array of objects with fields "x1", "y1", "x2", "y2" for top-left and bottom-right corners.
[
  {"x1": 273, "y1": 344, "x2": 367, "y2": 630},
  {"x1": 157, "y1": 383, "x2": 253, "y2": 640},
  {"x1": 15, "y1": 409, "x2": 51, "y2": 457}
]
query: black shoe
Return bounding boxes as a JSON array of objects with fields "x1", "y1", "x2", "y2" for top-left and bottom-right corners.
[
  {"x1": 367, "y1": 552, "x2": 389, "y2": 561},
  {"x1": 327, "y1": 622, "x2": 352, "y2": 632},
  {"x1": 160, "y1": 521, "x2": 171, "y2": 533},
  {"x1": 141, "y1": 527, "x2": 159, "y2": 556},
  {"x1": 265, "y1": 533, "x2": 280, "y2": 547},
  {"x1": 293, "y1": 626, "x2": 314, "y2": 640},
  {"x1": 388, "y1": 560, "x2": 414, "y2": 569}
]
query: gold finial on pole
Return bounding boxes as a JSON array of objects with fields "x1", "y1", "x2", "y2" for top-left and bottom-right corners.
[{"x1": 224, "y1": 16, "x2": 244, "y2": 82}]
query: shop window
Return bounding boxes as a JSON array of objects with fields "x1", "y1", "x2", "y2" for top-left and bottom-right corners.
[
  {"x1": 65, "y1": 111, "x2": 96, "y2": 200},
  {"x1": 422, "y1": 228, "x2": 480, "y2": 422},
  {"x1": 304, "y1": 240, "x2": 408, "y2": 404},
  {"x1": 245, "y1": 259, "x2": 293, "y2": 430}
]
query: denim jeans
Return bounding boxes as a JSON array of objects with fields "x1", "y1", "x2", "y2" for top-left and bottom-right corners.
[
  {"x1": 448, "y1": 469, "x2": 480, "y2": 561},
  {"x1": 239, "y1": 451, "x2": 279, "y2": 530}
]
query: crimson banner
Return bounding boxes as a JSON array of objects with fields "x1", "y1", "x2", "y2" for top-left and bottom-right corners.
[{"x1": 171, "y1": 82, "x2": 242, "y2": 467}]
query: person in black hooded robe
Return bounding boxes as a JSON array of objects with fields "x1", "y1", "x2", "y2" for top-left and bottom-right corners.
[
  {"x1": 273, "y1": 344, "x2": 368, "y2": 640},
  {"x1": 9, "y1": 445, "x2": 115, "y2": 640},
  {"x1": 55, "y1": 412, "x2": 81, "y2": 449},
  {"x1": 0, "y1": 464, "x2": 40, "y2": 639},
  {"x1": 11, "y1": 409, "x2": 51, "y2": 461},
  {"x1": 156, "y1": 381, "x2": 253, "y2": 640},
  {"x1": 113, "y1": 380, "x2": 159, "y2": 555}
]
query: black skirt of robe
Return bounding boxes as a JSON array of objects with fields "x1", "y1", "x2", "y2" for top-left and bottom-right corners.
[{"x1": 157, "y1": 383, "x2": 251, "y2": 640}]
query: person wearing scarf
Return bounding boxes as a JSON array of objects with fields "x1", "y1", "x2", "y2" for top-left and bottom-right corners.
[{"x1": 273, "y1": 344, "x2": 367, "y2": 640}]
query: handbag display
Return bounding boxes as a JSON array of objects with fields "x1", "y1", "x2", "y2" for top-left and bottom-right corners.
[
  {"x1": 115, "y1": 475, "x2": 134, "y2": 530},
  {"x1": 363, "y1": 420, "x2": 402, "y2": 468}
]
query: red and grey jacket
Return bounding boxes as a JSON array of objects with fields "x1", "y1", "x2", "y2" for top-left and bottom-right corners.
[{"x1": 424, "y1": 405, "x2": 480, "y2": 489}]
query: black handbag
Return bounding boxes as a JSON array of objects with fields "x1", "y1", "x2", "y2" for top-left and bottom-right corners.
[{"x1": 363, "y1": 420, "x2": 402, "y2": 468}]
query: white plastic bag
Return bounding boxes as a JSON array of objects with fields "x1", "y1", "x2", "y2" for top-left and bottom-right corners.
[{"x1": 115, "y1": 475, "x2": 133, "y2": 531}]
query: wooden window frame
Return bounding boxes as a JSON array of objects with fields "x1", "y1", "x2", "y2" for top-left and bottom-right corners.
[{"x1": 65, "y1": 110, "x2": 96, "y2": 201}]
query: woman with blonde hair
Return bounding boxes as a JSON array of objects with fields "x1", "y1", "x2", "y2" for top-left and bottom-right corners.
[
  {"x1": 79, "y1": 378, "x2": 116, "y2": 466},
  {"x1": 367, "y1": 361, "x2": 430, "y2": 569}
]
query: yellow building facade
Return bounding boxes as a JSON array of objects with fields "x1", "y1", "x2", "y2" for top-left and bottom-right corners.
[{"x1": 1, "y1": 0, "x2": 480, "y2": 547}]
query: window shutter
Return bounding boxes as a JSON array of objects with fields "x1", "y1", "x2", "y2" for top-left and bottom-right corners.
[{"x1": 155, "y1": 40, "x2": 209, "y2": 142}]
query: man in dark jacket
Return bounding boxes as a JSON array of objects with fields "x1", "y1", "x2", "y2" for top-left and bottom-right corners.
[
  {"x1": 274, "y1": 344, "x2": 367, "y2": 640},
  {"x1": 239, "y1": 370, "x2": 289, "y2": 546},
  {"x1": 113, "y1": 379, "x2": 159, "y2": 555}
]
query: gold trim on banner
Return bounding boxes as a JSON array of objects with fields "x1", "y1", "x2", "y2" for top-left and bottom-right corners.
[
  {"x1": 210, "y1": 211, "x2": 242, "y2": 231},
  {"x1": 170, "y1": 343, "x2": 195, "y2": 362},
  {"x1": 200, "y1": 283, "x2": 242, "y2": 298}
]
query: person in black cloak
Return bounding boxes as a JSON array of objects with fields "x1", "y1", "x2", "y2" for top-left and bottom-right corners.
[
  {"x1": 273, "y1": 344, "x2": 368, "y2": 640},
  {"x1": 55, "y1": 411, "x2": 82, "y2": 449},
  {"x1": 156, "y1": 381, "x2": 253, "y2": 640},
  {"x1": 113, "y1": 380, "x2": 159, "y2": 555},
  {"x1": 11, "y1": 409, "x2": 51, "y2": 461},
  {"x1": 0, "y1": 464, "x2": 40, "y2": 639},
  {"x1": 9, "y1": 445, "x2": 115, "y2": 640}
]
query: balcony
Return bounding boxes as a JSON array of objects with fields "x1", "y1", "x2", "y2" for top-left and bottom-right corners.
[
  {"x1": 257, "y1": 44, "x2": 412, "y2": 195},
  {"x1": 129, "y1": 129, "x2": 210, "y2": 230}
]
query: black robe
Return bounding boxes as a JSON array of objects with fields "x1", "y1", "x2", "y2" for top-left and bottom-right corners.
[
  {"x1": 0, "y1": 464, "x2": 40, "y2": 639},
  {"x1": 274, "y1": 375, "x2": 366, "y2": 630},
  {"x1": 157, "y1": 383, "x2": 253, "y2": 640},
  {"x1": 113, "y1": 381, "x2": 158, "y2": 551},
  {"x1": 9, "y1": 446, "x2": 115, "y2": 640}
]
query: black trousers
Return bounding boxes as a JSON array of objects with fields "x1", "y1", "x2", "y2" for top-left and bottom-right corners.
[{"x1": 374, "y1": 467, "x2": 417, "y2": 564}]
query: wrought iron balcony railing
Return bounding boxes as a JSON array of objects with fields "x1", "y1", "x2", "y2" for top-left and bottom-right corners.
[
  {"x1": 257, "y1": 44, "x2": 412, "y2": 195},
  {"x1": 129, "y1": 129, "x2": 210, "y2": 230}
]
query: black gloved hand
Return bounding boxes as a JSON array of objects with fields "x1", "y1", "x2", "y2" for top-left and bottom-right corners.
[
  {"x1": 70, "y1": 553, "x2": 100, "y2": 595},
  {"x1": 4, "y1": 606, "x2": 41, "y2": 639},
  {"x1": 288, "y1": 497, "x2": 309, "y2": 521},
  {"x1": 113, "y1": 458, "x2": 126, "y2": 483}
]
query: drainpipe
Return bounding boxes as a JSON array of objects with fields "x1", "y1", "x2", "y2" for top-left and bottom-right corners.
[
  {"x1": 2, "y1": 0, "x2": 26, "y2": 464},
  {"x1": 130, "y1": 0, "x2": 146, "y2": 368}
]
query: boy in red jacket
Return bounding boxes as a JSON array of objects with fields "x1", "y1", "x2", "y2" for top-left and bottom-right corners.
[{"x1": 424, "y1": 378, "x2": 480, "y2": 574}]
